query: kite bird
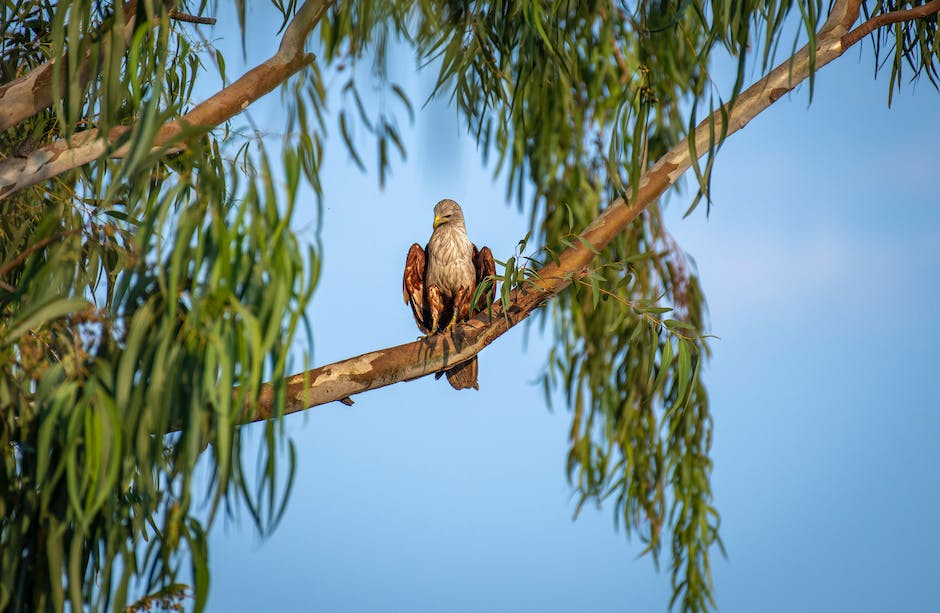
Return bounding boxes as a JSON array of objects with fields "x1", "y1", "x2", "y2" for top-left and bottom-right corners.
[{"x1": 403, "y1": 199, "x2": 496, "y2": 390}]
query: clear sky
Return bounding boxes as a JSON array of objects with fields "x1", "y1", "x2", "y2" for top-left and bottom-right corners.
[{"x1": 194, "y1": 6, "x2": 940, "y2": 612}]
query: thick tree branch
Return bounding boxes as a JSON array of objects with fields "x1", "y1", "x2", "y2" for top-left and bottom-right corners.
[
  {"x1": 0, "y1": 0, "x2": 333, "y2": 199},
  {"x1": 245, "y1": 0, "x2": 939, "y2": 422},
  {"x1": 0, "y1": 1, "x2": 147, "y2": 132},
  {"x1": 0, "y1": 4, "x2": 215, "y2": 132}
]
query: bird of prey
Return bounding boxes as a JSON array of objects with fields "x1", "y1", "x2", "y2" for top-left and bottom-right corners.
[{"x1": 403, "y1": 199, "x2": 496, "y2": 390}]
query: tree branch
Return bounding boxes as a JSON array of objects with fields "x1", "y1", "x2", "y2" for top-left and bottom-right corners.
[
  {"x1": 840, "y1": 0, "x2": 940, "y2": 49},
  {"x1": 0, "y1": 229, "x2": 80, "y2": 280},
  {"x1": 0, "y1": 0, "x2": 333, "y2": 200},
  {"x1": 245, "y1": 0, "x2": 940, "y2": 422},
  {"x1": 0, "y1": 1, "x2": 148, "y2": 132},
  {"x1": 168, "y1": 10, "x2": 217, "y2": 25},
  {"x1": 0, "y1": 4, "x2": 215, "y2": 132}
]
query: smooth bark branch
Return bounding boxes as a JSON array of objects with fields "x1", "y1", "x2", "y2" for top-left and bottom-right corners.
[
  {"x1": 245, "y1": 0, "x2": 940, "y2": 422},
  {"x1": 0, "y1": 3, "x2": 213, "y2": 132},
  {"x1": 0, "y1": 1, "x2": 146, "y2": 132},
  {"x1": 0, "y1": 0, "x2": 333, "y2": 200}
]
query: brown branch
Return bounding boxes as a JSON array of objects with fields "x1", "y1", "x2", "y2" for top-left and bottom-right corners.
[
  {"x1": 612, "y1": 40, "x2": 631, "y2": 85},
  {"x1": 0, "y1": 1, "x2": 151, "y2": 132},
  {"x1": 598, "y1": 4, "x2": 630, "y2": 85},
  {"x1": 0, "y1": 0, "x2": 333, "y2": 200},
  {"x1": 0, "y1": 4, "x2": 218, "y2": 131},
  {"x1": 841, "y1": 0, "x2": 940, "y2": 49},
  {"x1": 0, "y1": 230, "x2": 80, "y2": 279},
  {"x1": 245, "y1": 0, "x2": 882, "y2": 422},
  {"x1": 820, "y1": 0, "x2": 864, "y2": 37},
  {"x1": 168, "y1": 10, "x2": 216, "y2": 25}
]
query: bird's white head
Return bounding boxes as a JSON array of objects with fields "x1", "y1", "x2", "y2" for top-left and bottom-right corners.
[{"x1": 433, "y1": 199, "x2": 465, "y2": 229}]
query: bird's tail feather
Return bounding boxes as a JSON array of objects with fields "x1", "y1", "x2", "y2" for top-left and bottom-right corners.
[{"x1": 444, "y1": 357, "x2": 479, "y2": 390}]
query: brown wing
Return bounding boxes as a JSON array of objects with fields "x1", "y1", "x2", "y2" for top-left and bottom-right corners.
[
  {"x1": 403, "y1": 243, "x2": 430, "y2": 333},
  {"x1": 471, "y1": 245, "x2": 497, "y2": 314}
]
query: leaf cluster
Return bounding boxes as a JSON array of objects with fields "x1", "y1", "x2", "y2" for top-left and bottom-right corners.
[
  {"x1": 2, "y1": 1, "x2": 939, "y2": 612},
  {"x1": 1, "y1": 2, "x2": 316, "y2": 610},
  {"x1": 867, "y1": 0, "x2": 940, "y2": 101}
]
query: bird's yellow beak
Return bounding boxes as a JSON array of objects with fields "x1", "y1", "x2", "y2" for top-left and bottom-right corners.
[{"x1": 433, "y1": 214, "x2": 442, "y2": 229}]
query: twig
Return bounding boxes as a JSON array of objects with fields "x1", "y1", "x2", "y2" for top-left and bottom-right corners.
[
  {"x1": 572, "y1": 278, "x2": 698, "y2": 342},
  {"x1": 0, "y1": 230, "x2": 80, "y2": 279},
  {"x1": 168, "y1": 10, "x2": 216, "y2": 25},
  {"x1": 599, "y1": 4, "x2": 631, "y2": 84}
]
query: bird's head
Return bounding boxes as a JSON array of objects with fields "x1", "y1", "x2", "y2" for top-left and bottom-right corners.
[{"x1": 433, "y1": 199, "x2": 464, "y2": 229}]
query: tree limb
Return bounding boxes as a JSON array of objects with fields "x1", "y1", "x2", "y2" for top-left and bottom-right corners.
[
  {"x1": 0, "y1": 4, "x2": 215, "y2": 133},
  {"x1": 0, "y1": 0, "x2": 333, "y2": 200},
  {"x1": 841, "y1": 0, "x2": 940, "y2": 49},
  {"x1": 245, "y1": 0, "x2": 940, "y2": 422},
  {"x1": 0, "y1": 1, "x2": 146, "y2": 132}
]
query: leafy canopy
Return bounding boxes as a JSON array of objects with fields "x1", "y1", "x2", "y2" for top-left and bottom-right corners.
[{"x1": 0, "y1": 1, "x2": 936, "y2": 612}]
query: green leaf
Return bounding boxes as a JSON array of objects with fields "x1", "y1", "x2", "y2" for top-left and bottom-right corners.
[
  {"x1": 189, "y1": 520, "x2": 210, "y2": 613},
  {"x1": 6, "y1": 297, "x2": 88, "y2": 342},
  {"x1": 654, "y1": 338, "x2": 675, "y2": 395},
  {"x1": 339, "y1": 111, "x2": 366, "y2": 171},
  {"x1": 673, "y1": 340, "x2": 692, "y2": 411},
  {"x1": 391, "y1": 84, "x2": 415, "y2": 122},
  {"x1": 574, "y1": 234, "x2": 600, "y2": 255}
]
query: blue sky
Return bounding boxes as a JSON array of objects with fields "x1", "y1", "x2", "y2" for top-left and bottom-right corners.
[{"x1": 194, "y1": 6, "x2": 940, "y2": 612}]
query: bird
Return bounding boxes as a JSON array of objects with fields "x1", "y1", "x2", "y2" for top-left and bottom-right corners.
[{"x1": 403, "y1": 199, "x2": 496, "y2": 390}]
